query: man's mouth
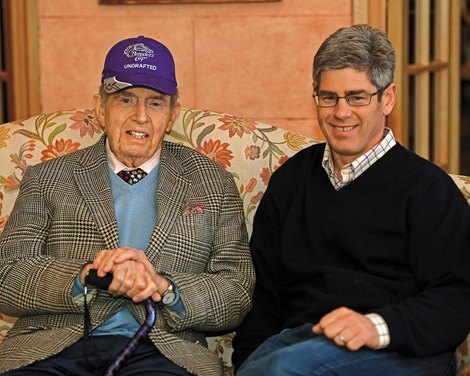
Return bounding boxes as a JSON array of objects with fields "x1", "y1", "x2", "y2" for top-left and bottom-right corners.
[
  {"x1": 332, "y1": 125, "x2": 357, "y2": 132},
  {"x1": 127, "y1": 131, "x2": 148, "y2": 139}
]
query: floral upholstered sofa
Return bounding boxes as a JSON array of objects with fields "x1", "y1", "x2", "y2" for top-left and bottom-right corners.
[{"x1": 0, "y1": 108, "x2": 469, "y2": 375}]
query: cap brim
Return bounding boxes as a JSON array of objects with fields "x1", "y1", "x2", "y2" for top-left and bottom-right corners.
[{"x1": 103, "y1": 73, "x2": 177, "y2": 95}]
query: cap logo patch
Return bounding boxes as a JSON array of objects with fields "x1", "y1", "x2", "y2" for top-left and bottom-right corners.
[{"x1": 124, "y1": 43, "x2": 154, "y2": 62}]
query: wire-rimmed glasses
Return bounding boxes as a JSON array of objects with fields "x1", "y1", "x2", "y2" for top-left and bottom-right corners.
[{"x1": 313, "y1": 91, "x2": 380, "y2": 108}]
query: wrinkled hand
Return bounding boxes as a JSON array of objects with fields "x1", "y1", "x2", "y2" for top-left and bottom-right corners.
[
  {"x1": 81, "y1": 247, "x2": 169, "y2": 303},
  {"x1": 312, "y1": 307, "x2": 379, "y2": 351}
]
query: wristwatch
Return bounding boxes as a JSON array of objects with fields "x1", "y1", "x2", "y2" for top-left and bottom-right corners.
[{"x1": 161, "y1": 277, "x2": 177, "y2": 305}]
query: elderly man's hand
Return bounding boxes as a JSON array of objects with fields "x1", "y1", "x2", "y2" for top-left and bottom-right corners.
[{"x1": 81, "y1": 247, "x2": 170, "y2": 303}]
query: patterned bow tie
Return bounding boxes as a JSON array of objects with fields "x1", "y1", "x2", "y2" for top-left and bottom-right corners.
[{"x1": 117, "y1": 168, "x2": 148, "y2": 185}]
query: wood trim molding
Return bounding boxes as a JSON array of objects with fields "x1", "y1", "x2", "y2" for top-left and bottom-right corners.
[
  {"x1": 352, "y1": 0, "x2": 369, "y2": 24},
  {"x1": 5, "y1": 0, "x2": 40, "y2": 120},
  {"x1": 448, "y1": 0, "x2": 461, "y2": 173},
  {"x1": 387, "y1": 0, "x2": 408, "y2": 146},
  {"x1": 352, "y1": 0, "x2": 386, "y2": 29}
]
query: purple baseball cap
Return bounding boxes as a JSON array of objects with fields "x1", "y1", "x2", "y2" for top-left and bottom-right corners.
[{"x1": 101, "y1": 36, "x2": 177, "y2": 95}]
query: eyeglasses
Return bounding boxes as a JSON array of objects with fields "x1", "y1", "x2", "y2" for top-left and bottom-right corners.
[{"x1": 313, "y1": 91, "x2": 380, "y2": 108}]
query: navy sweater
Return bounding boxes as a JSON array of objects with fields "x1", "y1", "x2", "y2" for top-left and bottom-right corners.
[{"x1": 233, "y1": 143, "x2": 470, "y2": 368}]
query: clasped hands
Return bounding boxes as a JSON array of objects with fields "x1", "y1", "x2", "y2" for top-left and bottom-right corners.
[
  {"x1": 80, "y1": 247, "x2": 169, "y2": 303},
  {"x1": 312, "y1": 307, "x2": 380, "y2": 350}
]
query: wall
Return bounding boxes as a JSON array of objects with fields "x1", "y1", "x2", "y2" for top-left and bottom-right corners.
[{"x1": 36, "y1": 0, "x2": 352, "y2": 139}]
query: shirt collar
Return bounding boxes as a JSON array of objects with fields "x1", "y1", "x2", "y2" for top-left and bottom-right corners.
[
  {"x1": 322, "y1": 128, "x2": 396, "y2": 190},
  {"x1": 106, "y1": 138, "x2": 161, "y2": 174}
]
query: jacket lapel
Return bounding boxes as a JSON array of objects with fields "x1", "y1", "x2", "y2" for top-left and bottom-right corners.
[
  {"x1": 73, "y1": 135, "x2": 120, "y2": 250},
  {"x1": 146, "y1": 142, "x2": 190, "y2": 264}
]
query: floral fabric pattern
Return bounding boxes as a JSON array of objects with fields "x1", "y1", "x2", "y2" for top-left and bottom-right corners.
[
  {"x1": 0, "y1": 108, "x2": 468, "y2": 375},
  {"x1": 168, "y1": 109, "x2": 314, "y2": 234}
]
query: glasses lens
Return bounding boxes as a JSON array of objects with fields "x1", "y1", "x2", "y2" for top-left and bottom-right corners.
[
  {"x1": 317, "y1": 94, "x2": 337, "y2": 107},
  {"x1": 346, "y1": 94, "x2": 371, "y2": 106}
]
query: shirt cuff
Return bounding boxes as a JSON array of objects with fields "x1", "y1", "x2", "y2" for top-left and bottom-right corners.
[
  {"x1": 72, "y1": 273, "x2": 93, "y2": 306},
  {"x1": 366, "y1": 313, "x2": 390, "y2": 349},
  {"x1": 72, "y1": 273, "x2": 85, "y2": 296}
]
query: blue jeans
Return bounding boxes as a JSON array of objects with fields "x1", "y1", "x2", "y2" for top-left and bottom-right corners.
[{"x1": 236, "y1": 323, "x2": 455, "y2": 376}]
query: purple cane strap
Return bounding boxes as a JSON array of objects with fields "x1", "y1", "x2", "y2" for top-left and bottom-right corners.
[{"x1": 104, "y1": 298, "x2": 156, "y2": 376}]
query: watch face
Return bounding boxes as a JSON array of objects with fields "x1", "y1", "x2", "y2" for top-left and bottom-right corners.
[{"x1": 162, "y1": 291, "x2": 176, "y2": 305}]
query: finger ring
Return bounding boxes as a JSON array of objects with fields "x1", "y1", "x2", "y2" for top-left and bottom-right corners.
[{"x1": 339, "y1": 335, "x2": 347, "y2": 343}]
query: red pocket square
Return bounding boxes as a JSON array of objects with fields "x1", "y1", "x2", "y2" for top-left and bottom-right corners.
[{"x1": 182, "y1": 204, "x2": 205, "y2": 216}]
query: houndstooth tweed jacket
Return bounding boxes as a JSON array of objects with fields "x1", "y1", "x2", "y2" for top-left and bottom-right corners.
[{"x1": 0, "y1": 135, "x2": 255, "y2": 375}]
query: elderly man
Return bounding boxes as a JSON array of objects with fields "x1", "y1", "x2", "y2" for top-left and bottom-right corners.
[{"x1": 0, "y1": 36, "x2": 254, "y2": 376}]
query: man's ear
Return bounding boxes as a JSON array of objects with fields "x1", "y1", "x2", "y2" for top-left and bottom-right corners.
[
  {"x1": 382, "y1": 83, "x2": 397, "y2": 116},
  {"x1": 166, "y1": 102, "x2": 181, "y2": 133},
  {"x1": 93, "y1": 94, "x2": 105, "y2": 125}
]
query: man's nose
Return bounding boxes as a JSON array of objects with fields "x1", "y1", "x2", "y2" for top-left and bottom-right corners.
[
  {"x1": 333, "y1": 97, "x2": 353, "y2": 118},
  {"x1": 134, "y1": 103, "x2": 148, "y2": 122}
]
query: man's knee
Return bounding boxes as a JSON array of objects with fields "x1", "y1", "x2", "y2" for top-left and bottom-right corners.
[{"x1": 238, "y1": 344, "x2": 317, "y2": 376}]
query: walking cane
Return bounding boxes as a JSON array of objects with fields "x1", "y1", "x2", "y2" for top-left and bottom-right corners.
[{"x1": 85, "y1": 269, "x2": 156, "y2": 376}]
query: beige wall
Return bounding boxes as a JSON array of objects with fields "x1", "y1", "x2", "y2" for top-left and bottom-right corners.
[{"x1": 37, "y1": 0, "x2": 352, "y2": 139}]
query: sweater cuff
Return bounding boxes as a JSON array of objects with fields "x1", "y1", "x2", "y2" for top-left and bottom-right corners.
[{"x1": 366, "y1": 313, "x2": 390, "y2": 349}]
